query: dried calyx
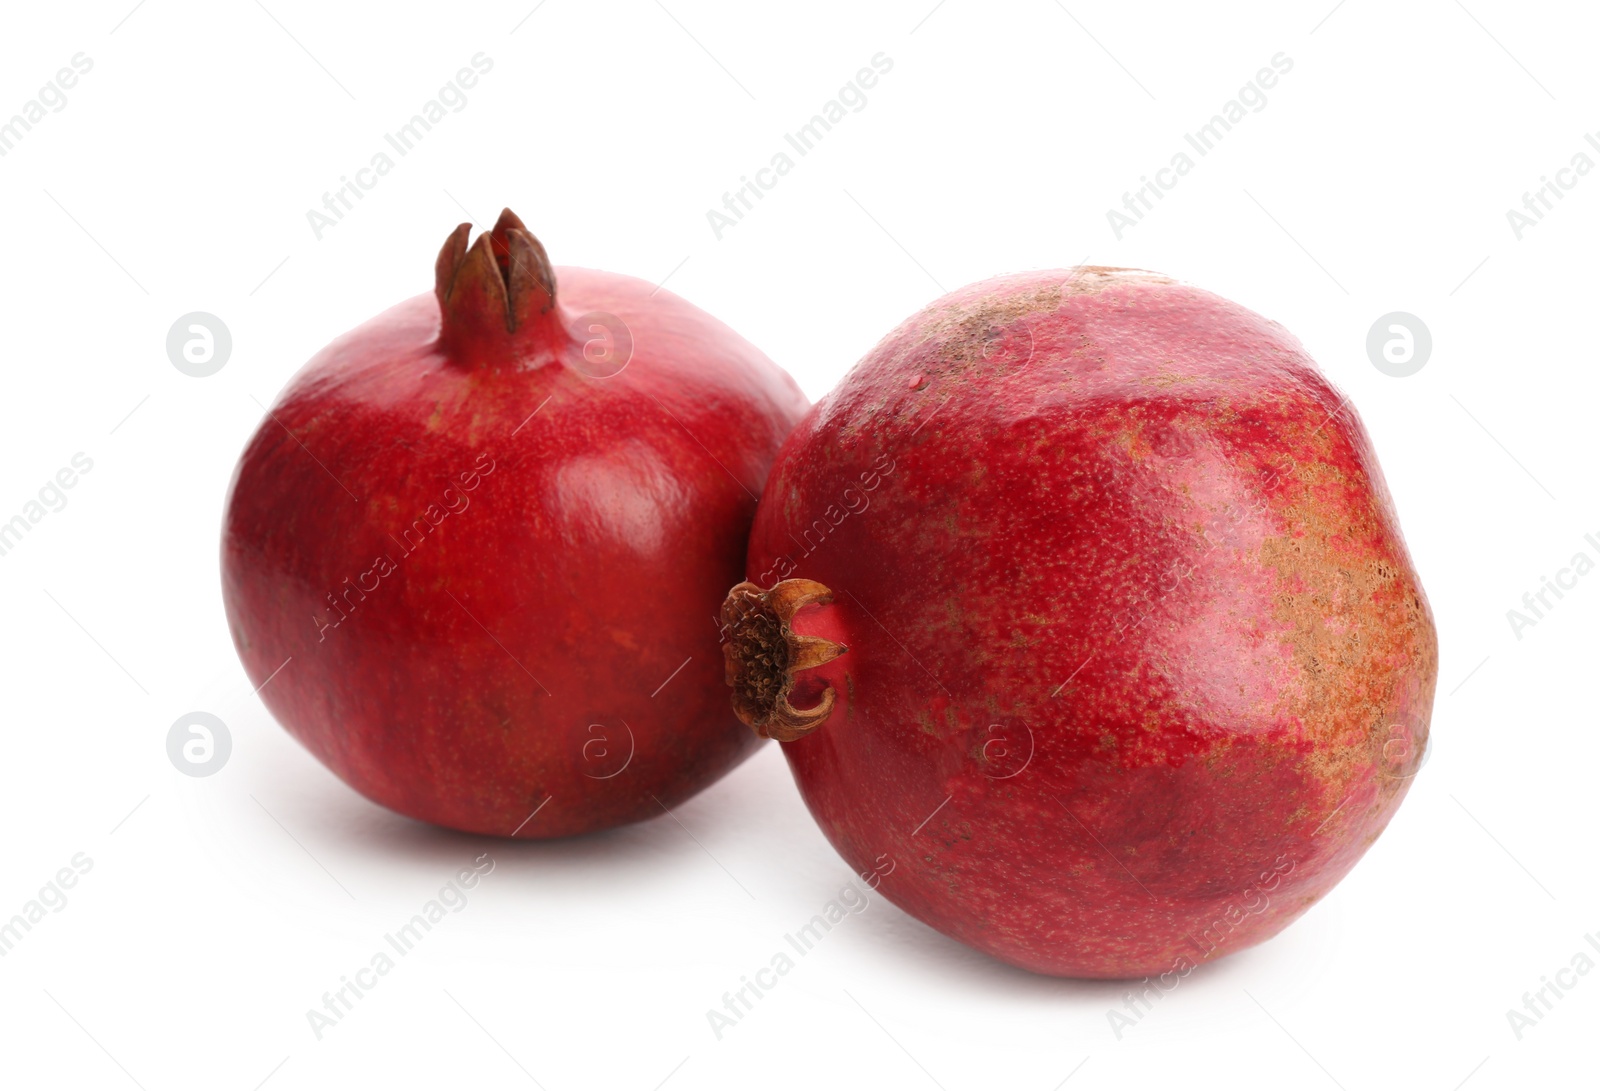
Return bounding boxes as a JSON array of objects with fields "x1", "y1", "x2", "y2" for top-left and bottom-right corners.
[
  {"x1": 721, "y1": 579, "x2": 847, "y2": 741},
  {"x1": 435, "y1": 208, "x2": 568, "y2": 363}
]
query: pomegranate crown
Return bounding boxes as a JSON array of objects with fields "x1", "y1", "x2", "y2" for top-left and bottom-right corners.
[{"x1": 435, "y1": 208, "x2": 567, "y2": 363}]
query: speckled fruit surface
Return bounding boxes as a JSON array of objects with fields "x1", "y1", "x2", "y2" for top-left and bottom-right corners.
[
  {"x1": 223, "y1": 210, "x2": 806, "y2": 838},
  {"x1": 727, "y1": 268, "x2": 1437, "y2": 978}
]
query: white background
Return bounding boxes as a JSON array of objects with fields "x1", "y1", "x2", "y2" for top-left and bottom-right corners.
[{"x1": 1, "y1": 1, "x2": 1595, "y2": 1088}]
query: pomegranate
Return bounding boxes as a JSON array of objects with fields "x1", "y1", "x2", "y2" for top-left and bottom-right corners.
[
  {"x1": 224, "y1": 210, "x2": 806, "y2": 837},
  {"x1": 723, "y1": 268, "x2": 1436, "y2": 978}
]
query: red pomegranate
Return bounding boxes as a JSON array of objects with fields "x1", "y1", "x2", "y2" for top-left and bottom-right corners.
[
  {"x1": 224, "y1": 209, "x2": 806, "y2": 837},
  {"x1": 723, "y1": 268, "x2": 1436, "y2": 978}
]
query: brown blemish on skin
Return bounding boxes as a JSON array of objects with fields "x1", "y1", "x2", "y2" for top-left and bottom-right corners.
[
  {"x1": 916, "y1": 288, "x2": 1061, "y2": 372},
  {"x1": 1258, "y1": 464, "x2": 1437, "y2": 809},
  {"x1": 1061, "y1": 267, "x2": 1176, "y2": 294},
  {"x1": 1135, "y1": 370, "x2": 1204, "y2": 390},
  {"x1": 893, "y1": 270, "x2": 1170, "y2": 388}
]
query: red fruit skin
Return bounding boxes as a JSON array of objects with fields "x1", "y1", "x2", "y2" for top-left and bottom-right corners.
[
  {"x1": 746, "y1": 269, "x2": 1437, "y2": 978},
  {"x1": 224, "y1": 262, "x2": 806, "y2": 838}
]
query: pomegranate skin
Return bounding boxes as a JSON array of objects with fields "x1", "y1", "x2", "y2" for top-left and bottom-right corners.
[
  {"x1": 224, "y1": 213, "x2": 806, "y2": 838},
  {"x1": 741, "y1": 269, "x2": 1436, "y2": 978}
]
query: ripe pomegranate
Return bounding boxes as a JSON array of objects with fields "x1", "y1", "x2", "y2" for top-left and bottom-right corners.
[
  {"x1": 224, "y1": 210, "x2": 806, "y2": 837},
  {"x1": 723, "y1": 268, "x2": 1436, "y2": 978}
]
